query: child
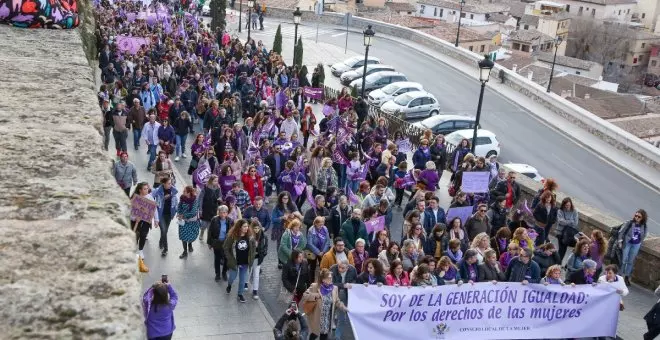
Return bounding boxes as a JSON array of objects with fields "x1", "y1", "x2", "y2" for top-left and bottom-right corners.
[
  {"x1": 446, "y1": 239, "x2": 463, "y2": 264},
  {"x1": 345, "y1": 152, "x2": 362, "y2": 194},
  {"x1": 393, "y1": 161, "x2": 408, "y2": 209}
]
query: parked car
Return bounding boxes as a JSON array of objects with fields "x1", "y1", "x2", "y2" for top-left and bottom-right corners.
[
  {"x1": 445, "y1": 129, "x2": 500, "y2": 158},
  {"x1": 380, "y1": 91, "x2": 440, "y2": 119},
  {"x1": 504, "y1": 163, "x2": 544, "y2": 182},
  {"x1": 330, "y1": 56, "x2": 381, "y2": 76},
  {"x1": 202, "y1": 4, "x2": 210, "y2": 15},
  {"x1": 413, "y1": 115, "x2": 478, "y2": 135},
  {"x1": 368, "y1": 81, "x2": 424, "y2": 107},
  {"x1": 350, "y1": 71, "x2": 407, "y2": 94},
  {"x1": 340, "y1": 64, "x2": 395, "y2": 86}
]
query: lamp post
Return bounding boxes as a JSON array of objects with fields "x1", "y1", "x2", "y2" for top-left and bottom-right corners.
[
  {"x1": 546, "y1": 36, "x2": 563, "y2": 93},
  {"x1": 247, "y1": 0, "x2": 254, "y2": 41},
  {"x1": 238, "y1": 0, "x2": 243, "y2": 33},
  {"x1": 360, "y1": 25, "x2": 375, "y2": 98},
  {"x1": 293, "y1": 7, "x2": 302, "y2": 65},
  {"x1": 471, "y1": 55, "x2": 494, "y2": 154},
  {"x1": 454, "y1": 0, "x2": 466, "y2": 47}
]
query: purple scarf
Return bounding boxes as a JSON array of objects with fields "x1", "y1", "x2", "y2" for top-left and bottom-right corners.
[
  {"x1": 585, "y1": 274, "x2": 594, "y2": 284},
  {"x1": 519, "y1": 239, "x2": 528, "y2": 250},
  {"x1": 546, "y1": 277, "x2": 561, "y2": 285},
  {"x1": 291, "y1": 232, "x2": 301, "y2": 249},
  {"x1": 368, "y1": 274, "x2": 376, "y2": 284},
  {"x1": 498, "y1": 238, "x2": 508, "y2": 252},
  {"x1": 442, "y1": 266, "x2": 457, "y2": 280},
  {"x1": 314, "y1": 227, "x2": 327, "y2": 250},
  {"x1": 320, "y1": 283, "x2": 334, "y2": 296},
  {"x1": 447, "y1": 248, "x2": 463, "y2": 263}
]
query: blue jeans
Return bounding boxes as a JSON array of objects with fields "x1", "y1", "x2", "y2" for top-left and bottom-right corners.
[
  {"x1": 228, "y1": 265, "x2": 249, "y2": 295},
  {"x1": 147, "y1": 144, "x2": 158, "y2": 168},
  {"x1": 338, "y1": 165, "x2": 347, "y2": 190},
  {"x1": 621, "y1": 242, "x2": 642, "y2": 276},
  {"x1": 175, "y1": 134, "x2": 188, "y2": 157},
  {"x1": 347, "y1": 180, "x2": 359, "y2": 194},
  {"x1": 334, "y1": 309, "x2": 349, "y2": 339},
  {"x1": 133, "y1": 128, "x2": 142, "y2": 149}
]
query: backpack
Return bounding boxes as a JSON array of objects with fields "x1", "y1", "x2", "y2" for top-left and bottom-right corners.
[{"x1": 604, "y1": 222, "x2": 629, "y2": 265}]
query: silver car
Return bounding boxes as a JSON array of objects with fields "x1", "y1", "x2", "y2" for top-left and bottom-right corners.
[
  {"x1": 380, "y1": 91, "x2": 441, "y2": 119},
  {"x1": 340, "y1": 64, "x2": 395, "y2": 86},
  {"x1": 330, "y1": 56, "x2": 381, "y2": 77}
]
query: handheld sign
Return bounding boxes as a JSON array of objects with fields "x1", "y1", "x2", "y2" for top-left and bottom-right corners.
[
  {"x1": 365, "y1": 216, "x2": 386, "y2": 233},
  {"x1": 461, "y1": 171, "x2": 490, "y2": 193},
  {"x1": 130, "y1": 195, "x2": 157, "y2": 229}
]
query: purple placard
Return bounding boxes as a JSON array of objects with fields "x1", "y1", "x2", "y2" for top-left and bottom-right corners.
[
  {"x1": 306, "y1": 186, "x2": 317, "y2": 209},
  {"x1": 332, "y1": 148, "x2": 349, "y2": 165},
  {"x1": 446, "y1": 206, "x2": 474, "y2": 226},
  {"x1": 461, "y1": 171, "x2": 490, "y2": 193},
  {"x1": 130, "y1": 195, "x2": 157, "y2": 222},
  {"x1": 353, "y1": 164, "x2": 369, "y2": 181},
  {"x1": 365, "y1": 216, "x2": 386, "y2": 234},
  {"x1": 347, "y1": 187, "x2": 361, "y2": 205},
  {"x1": 322, "y1": 104, "x2": 335, "y2": 117},
  {"x1": 303, "y1": 87, "x2": 323, "y2": 100},
  {"x1": 192, "y1": 160, "x2": 212, "y2": 188},
  {"x1": 115, "y1": 36, "x2": 150, "y2": 55}
]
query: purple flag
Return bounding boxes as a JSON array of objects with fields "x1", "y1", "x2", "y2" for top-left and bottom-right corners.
[
  {"x1": 322, "y1": 105, "x2": 335, "y2": 117},
  {"x1": 332, "y1": 148, "x2": 349, "y2": 165},
  {"x1": 192, "y1": 160, "x2": 212, "y2": 188},
  {"x1": 347, "y1": 187, "x2": 360, "y2": 205},
  {"x1": 115, "y1": 36, "x2": 150, "y2": 55},
  {"x1": 396, "y1": 138, "x2": 412, "y2": 154},
  {"x1": 200, "y1": 131, "x2": 212, "y2": 153},
  {"x1": 306, "y1": 187, "x2": 317, "y2": 209},
  {"x1": 326, "y1": 116, "x2": 340, "y2": 131},
  {"x1": 163, "y1": 15, "x2": 172, "y2": 34},
  {"x1": 262, "y1": 116, "x2": 276, "y2": 134},
  {"x1": 365, "y1": 216, "x2": 386, "y2": 234},
  {"x1": 295, "y1": 182, "x2": 306, "y2": 196},
  {"x1": 446, "y1": 206, "x2": 473, "y2": 226},
  {"x1": 353, "y1": 164, "x2": 369, "y2": 181},
  {"x1": 303, "y1": 87, "x2": 323, "y2": 100},
  {"x1": 126, "y1": 13, "x2": 136, "y2": 22},
  {"x1": 251, "y1": 126, "x2": 262, "y2": 146}
]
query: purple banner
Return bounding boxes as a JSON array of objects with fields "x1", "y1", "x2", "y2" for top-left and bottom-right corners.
[
  {"x1": 446, "y1": 206, "x2": 474, "y2": 226},
  {"x1": 365, "y1": 216, "x2": 386, "y2": 234},
  {"x1": 353, "y1": 164, "x2": 369, "y2": 181},
  {"x1": 115, "y1": 36, "x2": 150, "y2": 55},
  {"x1": 332, "y1": 148, "x2": 349, "y2": 165},
  {"x1": 303, "y1": 87, "x2": 323, "y2": 100},
  {"x1": 192, "y1": 160, "x2": 212, "y2": 188},
  {"x1": 396, "y1": 138, "x2": 412, "y2": 154},
  {"x1": 347, "y1": 187, "x2": 361, "y2": 205}
]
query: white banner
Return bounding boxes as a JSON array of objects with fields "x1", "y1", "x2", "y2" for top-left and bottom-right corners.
[{"x1": 347, "y1": 283, "x2": 619, "y2": 340}]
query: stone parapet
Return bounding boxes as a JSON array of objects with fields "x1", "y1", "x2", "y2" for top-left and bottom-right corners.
[{"x1": 0, "y1": 26, "x2": 143, "y2": 339}]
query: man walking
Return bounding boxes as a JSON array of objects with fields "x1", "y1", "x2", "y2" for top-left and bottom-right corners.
[
  {"x1": 142, "y1": 114, "x2": 161, "y2": 171},
  {"x1": 112, "y1": 101, "x2": 129, "y2": 156}
]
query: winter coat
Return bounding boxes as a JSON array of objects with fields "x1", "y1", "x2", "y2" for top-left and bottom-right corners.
[
  {"x1": 533, "y1": 250, "x2": 561, "y2": 275},
  {"x1": 320, "y1": 249, "x2": 355, "y2": 270},
  {"x1": 340, "y1": 218, "x2": 369, "y2": 250},
  {"x1": 241, "y1": 173, "x2": 264, "y2": 205},
  {"x1": 278, "y1": 229, "x2": 307, "y2": 264},
  {"x1": 330, "y1": 204, "x2": 352, "y2": 238},
  {"x1": 254, "y1": 229, "x2": 269, "y2": 265},
  {"x1": 412, "y1": 148, "x2": 431, "y2": 170},
  {"x1": 505, "y1": 257, "x2": 541, "y2": 283},
  {"x1": 430, "y1": 143, "x2": 447, "y2": 171},
  {"x1": 302, "y1": 284, "x2": 345, "y2": 336},
  {"x1": 282, "y1": 260, "x2": 310, "y2": 294},
  {"x1": 206, "y1": 217, "x2": 234, "y2": 249},
  {"x1": 457, "y1": 259, "x2": 480, "y2": 282},
  {"x1": 306, "y1": 226, "x2": 332, "y2": 258},
  {"x1": 222, "y1": 234, "x2": 256, "y2": 270},
  {"x1": 478, "y1": 262, "x2": 506, "y2": 282}
]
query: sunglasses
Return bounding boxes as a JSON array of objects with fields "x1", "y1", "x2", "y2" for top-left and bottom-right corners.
[
  {"x1": 634, "y1": 214, "x2": 642, "y2": 219},
  {"x1": 479, "y1": 209, "x2": 487, "y2": 212}
]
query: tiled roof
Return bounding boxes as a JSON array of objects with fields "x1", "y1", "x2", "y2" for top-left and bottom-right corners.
[
  {"x1": 558, "y1": 74, "x2": 599, "y2": 86},
  {"x1": 508, "y1": 28, "x2": 554, "y2": 43},
  {"x1": 549, "y1": 77, "x2": 612, "y2": 99},
  {"x1": 518, "y1": 64, "x2": 556, "y2": 85},
  {"x1": 417, "y1": 0, "x2": 510, "y2": 14},
  {"x1": 567, "y1": 95, "x2": 647, "y2": 119},
  {"x1": 610, "y1": 116, "x2": 660, "y2": 138},
  {"x1": 507, "y1": 1, "x2": 527, "y2": 18},
  {"x1": 536, "y1": 52, "x2": 597, "y2": 70},
  {"x1": 359, "y1": 11, "x2": 437, "y2": 28},
  {"x1": 573, "y1": 0, "x2": 636, "y2": 4},
  {"x1": 519, "y1": 14, "x2": 539, "y2": 26},
  {"x1": 419, "y1": 22, "x2": 491, "y2": 43},
  {"x1": 488, "y1": 13, "x2": 513, "y2": 23},
  {"x1": 496, "y1": 50, "x2": 534, "y2": 70},
  {"x1": 385, "y1": 2, "x2": 417, "y2": 12}
]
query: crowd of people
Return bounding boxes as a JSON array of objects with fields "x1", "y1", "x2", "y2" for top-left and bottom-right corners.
[{"x1": 95, "y1": 1, "x2": 654, "y2": 339}]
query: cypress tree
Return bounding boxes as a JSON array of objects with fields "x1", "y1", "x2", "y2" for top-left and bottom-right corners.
[{"x1": 273, "y1": 24, "x2": 283, "y2": 54}]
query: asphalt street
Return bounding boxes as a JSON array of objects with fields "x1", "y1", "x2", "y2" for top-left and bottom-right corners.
[{"x1": 246, "y1": 19, "x2": 660, "y2": 234}]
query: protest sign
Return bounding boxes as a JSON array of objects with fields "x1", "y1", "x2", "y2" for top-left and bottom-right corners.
[
  {"x1": 303, "y1": 87, "x2": 323, "y2": 100},
  {"x1": 130, "y1": 195, "x2": 157, "y2": 223},
  {"x1": 348, "y1": 283, "x2": 619, "y2": 340},
  {"x1": 192, "y1": 160, "x2": 211, "y2": 188},
  {"x1": 353, "y1": 164, "x2": 369, "y2": 181},
  {"x1": 332, "y1": 148, "x2": 349, "y2": 165},
  {"x1": 365, "y1": 216, "x2": 385, "y2": 234},
  {"x1": 306, "y1": 187, "x2": 317, "y2": 209},
  {"x1": 115, "y1": 36, "x2": 150, "y2": 55},
  {"x1": 446, "y1": 206, "x2": 473, "y2": 225},
  {"x1": 347, "y1": 187, "x2": 361, "y2": 205},
  {"x1": 396, "y1": 138, "x2": 412, "y2": 154},
  {"x1": 461, "y1": 171, "x2": 490, "y2": 193}
]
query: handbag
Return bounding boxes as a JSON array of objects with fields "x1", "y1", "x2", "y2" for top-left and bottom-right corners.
[
  {"x1": 189, "y1": 157, "x2": 199, "y2": 169},
  {"x1": 304, "y1": 250, "x2": 317, "y2": 261},
  {"x1": 562, "y1": 227, "x2": 579, "y2": 248},
  {"x1": 302, "y1": 299, "x2": 317, "y2": 315}
]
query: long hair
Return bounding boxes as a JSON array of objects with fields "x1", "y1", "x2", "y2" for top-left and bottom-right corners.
[
  {"x1": 560, "y1": 197, "x2": 574, "y2": 211},
  {"x1": 227, "y1": 219, "x2": 253, "y2": 240},
  {"x1": 276, "y1": 192, "x2": 296, "y2": 212},
  {"x1": 635, "y1": 209, "x2": 648, "y2": 225},
  {"x1": 592, "y1": 230, "x2": 608, "y2": 257},
  {"x1": 151, "y1": 283, "x2": 170, "y2": 312},
  {"x1": 131, "y1": 182, "x2": 149, "y2": 199}
]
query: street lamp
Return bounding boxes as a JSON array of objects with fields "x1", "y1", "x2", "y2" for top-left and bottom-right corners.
[
  {"x1": 293, "y1": 7, "x2": 302, "y2": 65},
  {"x1": 471, "y1": 54, "x2": 494, "y2": 154},
  {"x1": 455, "y1": 0, "x2": 466, "y2": 47},
  {"x1": 247, "y1": 0, "x2": 254, "y2": 41},
  {"x1": 360, "y1": 25, "x2": 375, "y2": 98},
  {"x1": 238, "y1": 0, "x2": 243, "y2": 33},
  {"x1": 546, "y1": 36, "x2": 563, "y2": 93}
]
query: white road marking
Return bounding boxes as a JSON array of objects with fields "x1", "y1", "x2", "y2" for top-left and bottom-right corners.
[
  {"x1": 331, "y1": 32, "x2": 346, "y2": 37},
  {"x1": 551, "y1": 153, "x2": 584, "y2": 176}
]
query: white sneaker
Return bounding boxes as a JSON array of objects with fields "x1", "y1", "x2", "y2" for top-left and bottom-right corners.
[
  {"x1": 181, "y1": 154, "x2": 187, "y2": 158},
  {"x1": 175, "y1": 156, "x2": 180, "y2": 162}
]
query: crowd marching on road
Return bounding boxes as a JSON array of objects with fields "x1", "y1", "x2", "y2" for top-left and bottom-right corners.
[{"x1": 95, "y1": 0, "x2": 659, "y2": 339}]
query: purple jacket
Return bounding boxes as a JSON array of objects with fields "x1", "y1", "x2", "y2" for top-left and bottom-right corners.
[
  {"x1": 419, "y1": 169, "x2": 440, "y2": 192},
  {"x1": 143, "y1": 284, "x2": 178, "y2": 338}
]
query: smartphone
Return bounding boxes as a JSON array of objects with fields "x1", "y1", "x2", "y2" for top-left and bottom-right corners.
[{"x1": 161, "y1": 274, "x2": 168, "y2": 283}]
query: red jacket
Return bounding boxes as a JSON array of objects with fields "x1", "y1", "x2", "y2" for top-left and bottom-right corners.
[
  {"x1": 241, "y1": 173, "x2": 264, "y2": 204},
  {"x1": 157, "y1": 102, "x2": 171, "y2": 122},
  {"x1": 300, "y1": 109, "x2": 317, "y2": 133}
]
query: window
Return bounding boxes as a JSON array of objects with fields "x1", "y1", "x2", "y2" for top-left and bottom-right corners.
[
  {"x1": 652, "y1": 60, "x2": 657, "y2": 67},
  {"x1": 480, "y1": 45, "x2": 485, "y2": 52},
  {"x1": 434, "y1": 121, "x2": 454, "y2": 131},
  {"x1": 642, "y1": 13, "x2": 646, "y2": 18},
  {"x1": 420, "y1": 5, "x2": 425, "y2": 14},
  {"x1": 470, "y1": 14, "x2": 474, "y2": 19},
  {"x1": 409, "y1": 98, "x2": 423, "y2": 107},
  {"x1": 454, "y1": 121, "x2": 471, "y2": 129},
  {"x1": 440, "y1": 9, "x2": 443, "y2": 16},
  {"x1": 576, "y1": 71, "x2": 581, "y2": 75},
  {"x1": 618, "y1": 10, "x2": 621, "y2": 15},
  {"x1": 521, "y1": 44, "x2": 530, "y2": 52},
  {"x1": 475, "y1": 137, "x2": 492, "y2": 145},
  {"x1": 512, "y1": 42, "x2": 521, "y2": 50},
  {"x1": 469, "y1": 46, "x2": 474, "y2": 51},
  {"x1": 642, "y1": 43, "x2": 646, "y2": 48},
  {"x1": 434, "y1": 7, "x2": 437, "y2": 16},
  {"x1": 461, "y1": 12, "x2": 466, "y2": 18},
  {"x1": 578, "y1": 6, "x2": 583, "y2": 15}
]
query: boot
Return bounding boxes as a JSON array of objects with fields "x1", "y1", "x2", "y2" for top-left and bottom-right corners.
[
  {"x1": 624, "y1": 276, "x2": 631, "y2": 286},
  {"x1": 188, "y1": 243, "x2": 194, "y2": 253},
  {"x1": 179, "y1": 241, "x2": 188, "y2": 259},
  {"x1": 199, "y1": 228, "x2": 205, "y2": 241}
]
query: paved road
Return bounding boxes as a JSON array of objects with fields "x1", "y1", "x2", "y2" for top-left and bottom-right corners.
[{"x1": 249, "y1": 20, "x2": 660, "y2": 235}]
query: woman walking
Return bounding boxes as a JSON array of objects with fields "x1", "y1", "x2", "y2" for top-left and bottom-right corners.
[
  {"x1": 302, "y1": 269, "x2": 348, "y2": 340},
  {"x1": 151, "y1": 151, "x2": 174, "y2": 189},
  {"x1": 223, "y1": 219, "x2": 256, "y2": 303},
  {"x1": 618, "y1": 209, "x2": 648, "y2": 286},
  {"x1": 131, "y1": 182, "x2": 159, "y2": 261},
  {"x1": 176, "y1": 186, "x2": 201, "y2": 259},
  {"x1": 143, "y1": 280, "x2": 179, "y2": 340}
]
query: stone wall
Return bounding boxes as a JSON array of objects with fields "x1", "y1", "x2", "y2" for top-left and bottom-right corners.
[
  {"x1": 0, "y1": 26, "x2": 143, "y2": 339},
  {"x1": 504, "y1": 166, "x2": 660, "y2": 290},
  {"x1": 265, "y1": 7, "x2": 660, "y2": 173}
]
